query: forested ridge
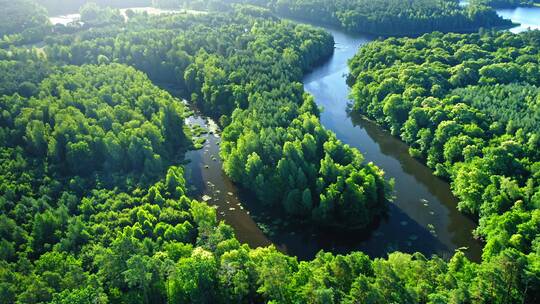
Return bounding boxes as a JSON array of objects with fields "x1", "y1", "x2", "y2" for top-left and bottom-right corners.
[
  {"x1": 0, "y1": 0, "x2": 513, "y2": 40},
  {"x1": 0, "y1": 0, "x2": 51, "y2": 47},
  {"x1": 271, "y1": 0, "x2": 512, "y2": 35},
  {"x1": 349, "y1": 30, "x2": 540, "y2": 301},
  {"x1": 155, "y1": 0, "x2": 513, "y2": 36},
  {"x1": 0, "y1": 1, "x2": 538, "y2": 304}
]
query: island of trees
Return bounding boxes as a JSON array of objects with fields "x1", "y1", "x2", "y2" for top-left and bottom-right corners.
[{"x1": 0, "y1": 1, "x2": 538, "y2": 303}]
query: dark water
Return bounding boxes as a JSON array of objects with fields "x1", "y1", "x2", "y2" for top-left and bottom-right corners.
[
  {"x1": 178, "y1": 6, "x2": 540, "y2": 262},
  {"x1": 182, "y1": 108, "x2": 273, "y2": 249},
  {"x1": 180, "y1": 27, "x2": 485, "y2": 261},
  {"x1": 303, "y1": 29, "x2": 482, "y2": 261}
]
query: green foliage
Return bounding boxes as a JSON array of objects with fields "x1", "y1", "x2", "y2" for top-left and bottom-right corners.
[
  {"x1": 1, "y1": 64, "x2": 187, "y2": 180},
  {"x1": 147, "y1": 0, "x2": 513, "y2": 35},
  {"x1": 349, "y1": 29, "x2": 540, "y2": 301},
  {"x1": 0, "y1": 0, "x2": 51, "y2": 47},
  {"x1": 1, "y1": 4, "x2": 538, "y2": 304},
  {"x1": 43, "y1": 8, "x2": 390, "y2": 229},
  {"x1": 268, "y1": 0, "x2": 511, "y2": 35},
  {"x1": 471, "y1": 0, "x2": 540, "y2": 8},
  {"x1": 79, "y1": 2, "x2": 125, "y2": 27}
]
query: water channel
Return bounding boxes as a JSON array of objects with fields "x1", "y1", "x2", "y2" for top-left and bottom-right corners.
[
  {"x1": 181, "y1": 5, "x2": 540, "y2": 261},
  {"x1": 49, "y1": 5, "x2": 540, "y2": 261}
]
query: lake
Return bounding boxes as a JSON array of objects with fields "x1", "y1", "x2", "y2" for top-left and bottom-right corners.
[
  {"x1": 48, "y1": 7, "x2": 204, "y2": 25},
  {"x1": 497, "y1": 6, "x2": 540, "y2": 33}
]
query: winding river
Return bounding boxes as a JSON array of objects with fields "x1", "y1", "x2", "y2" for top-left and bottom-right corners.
[
  {"x1": 302, "y1": 29, "x2": 483, "y2": 260},
  {"x1": 182, "y1": 6, "x2": 540, "y2": 262},
  {"x1": 184, "y1": 31, "x2": 485, "y2": 261},
  {"x1": 49, "y1": 5, "x2": 540, "y2": 261}
]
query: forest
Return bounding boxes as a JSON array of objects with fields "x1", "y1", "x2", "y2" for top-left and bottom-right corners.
[
  {"x1": 41, "y1": 5, "x2": 391, "y2": 229},
  {"x1": 270, "y1": 0, "x2": 513, "y2": 35},
  {"x1": 0, "y1": 0, "x2": 515, "y2": 38},
  {"x1": 0, "y1": 0, "x2": 539, "y2": 303},
  {"x1": 349, "y1": 29, "x2": 540, "y2": 301},
  {"x1": 0, "y1": 0, "x2": 51, "y2": 47},
  {"x1": 152, "y1": 0, "x2": 514, "y2": 35}
]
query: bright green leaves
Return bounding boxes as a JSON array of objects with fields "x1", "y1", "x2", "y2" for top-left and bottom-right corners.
[
  {"x1": 2, "y1": 64, "x2": 188, "y2": 180},
  {"x1": 348, "y1": 30, "x2": 540, "y2": 277}
]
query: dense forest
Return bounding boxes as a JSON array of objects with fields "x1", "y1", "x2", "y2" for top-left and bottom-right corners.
[
  {"x1": 42, "y1": 7, "x2": 391, "y2": 229},
  {"x1": 349, "y1": 29, "x2": 540, "y2": 301},
  {"x1": 155, "y1": 0, "x2": 514, "y2": 35},
  {"x1": 0, "y1": 1, "x2": 539, "y2": 303},
  {"x1": 1, "y1": 0, "x2": 514, "y2": 37},
  {"x1": 270, "y1": 0, "x2": 513, "y2": 35},
  {"x1": 55, "y1": 0, "x2": 513, "y2": 37},
  {"x1": 0, "y1": 0, "x2": 51, "y2": 47}
]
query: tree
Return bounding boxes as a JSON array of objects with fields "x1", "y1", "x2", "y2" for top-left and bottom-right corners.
[
  {"x1": 123, "y1": 255, "x2": 155, "y2": 304},
  {"x1": 169, "y1": 247, "x2": 217, "y2": 303}
]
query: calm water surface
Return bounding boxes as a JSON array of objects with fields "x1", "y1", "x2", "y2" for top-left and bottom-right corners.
[
  {"x1": 144, "y1": 7, "x2": 540, "y2": 261},
  {"x1": 180, "y1": 28, "x2": 486, "y2": 261},
  {"x1": 497, "y1": 7, "x2": 540, "y2": 33},
  {"x1": 303, "y1": 29, "x2": 483, "y2": 260},
  {"x1": 48, "y1": 7, "x2": 203, "y2": 25},
  {"x1": 49, "y1": 14, "x2": 81, "y2": 26},
  {"x1": 183, "y1": 110, "x2": 272, "y2": 249}
]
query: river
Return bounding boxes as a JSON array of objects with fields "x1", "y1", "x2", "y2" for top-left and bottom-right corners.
[
  {"x1": 183, "y1": 32, "x2": 484, "y2": 261},
  {"x1": 497, "y1": 6, "x2": 540, "y2": 33},
  {"x1": 301, "y1": 28, "x2": 485, "y2": 260},
  {"x1": 182, "y1": 6, "x2": 540, "y2": 261},
  {"x1": 48, "y1": 5, "x2": 540, "y2": 261}
]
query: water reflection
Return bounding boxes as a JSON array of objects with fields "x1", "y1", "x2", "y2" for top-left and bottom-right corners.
[
  {"x1": 183, "y1": 109, "x2": 272, "y2": 249},
  {"x1": 304, "y1": 28, "x2": 482, "y2": 261},
  {"x1": 161, "y1": 26, "x2": 487, "y2": 262},
  {"x1": 497, "y1": 7, "x2": 540, "y2": 33}
]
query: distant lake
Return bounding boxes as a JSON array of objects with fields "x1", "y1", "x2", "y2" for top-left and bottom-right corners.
[
  {"x1": 459, "y1": 1, "x2": 540, "y2": 33},
  {"x1": 49, "y1": 14, "x2": 81, "y2": 26},
  {"x1": 497, "y1": 7, "x2": 540, "y2": 33},
  {"x1": 48, "y1": 7, "x2": 205, "y2": 25}
]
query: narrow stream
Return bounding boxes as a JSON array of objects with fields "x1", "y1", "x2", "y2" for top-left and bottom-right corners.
[{"x1": 183, "y1": 110, "x2": 272, "y2": 248}]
